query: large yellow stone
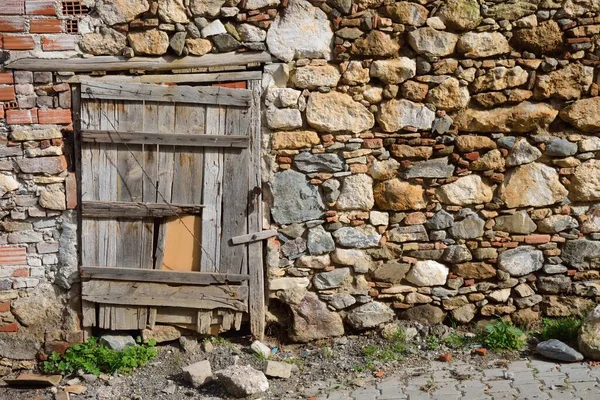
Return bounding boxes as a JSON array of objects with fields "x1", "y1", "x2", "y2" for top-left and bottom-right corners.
[{"x1": 272, "y1": 131, "x2": 320, "y2": 150}]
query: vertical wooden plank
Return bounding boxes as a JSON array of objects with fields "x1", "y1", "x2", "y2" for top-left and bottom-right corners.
[
  {"x1": 115, "y1": 101, "x2": 144, "y2": 269},
  {"x1": 81, "y1": 300, "x2": 96, "y2": 328},
  {"x1": 201, "y1": 105, "x2": 225, "y2": 273},
  {"x1": 197, "y1": 311, "x2": 212, "y2": 334},
  {"x1": 219, "y1": 106, "x2": 250, "y2": 275},
  {"x1": 172, "y1": 104, "x2": 204, "y2": 203},
  {"x1": 248, "y1": 80, "x2": 265, "y2": 340},
  {"x1": 148, "y1": 308, "x2": 157, "y2": 329},
  {"x1": 98, "y1": 99, "x2": 118, "y2": 268},
  {"x1": 81, "y1": 100, "x2": 101, "y2": 267},
  {"x1": 154, "y1": 103, "x2": 176, "y2": 269},
  {"x1": 141, "y1": 101, "x2": 159, "y2": 269}
]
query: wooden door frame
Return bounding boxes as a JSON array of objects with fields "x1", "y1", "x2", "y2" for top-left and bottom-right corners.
[{"x1": 72, "y1": 74, "x2": 266, "y2": 340}]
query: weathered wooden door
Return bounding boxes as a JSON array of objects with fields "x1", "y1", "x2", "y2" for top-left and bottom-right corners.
[{"x1": 76, "y1": 79, "x2": 264, "y2": 338}]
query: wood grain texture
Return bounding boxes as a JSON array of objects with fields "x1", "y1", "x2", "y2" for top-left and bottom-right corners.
[
  {"x1": 82, "y1": 280, "x2": 248, "y2": 311},
  {"x1": 81, "y1": 81, "x2": 251, "y2": 107},
  {"x1": 248, "y1": 80, "x2": 265, "y2": 340},
  {"x1": 7, "y1": 52, "x2": 272, "y2": 72},
  {"x1": 81, "y1": 130, "x2": 249, "y2": 148},
  {"x1": 81, "y1": 201, "x2": 204, "y2": 218},
  {"x1": 66, "y1": 71, "x2": 262, "y2": 85},
  {"x1": 81, "y1": 266, "x2": 249, "y2": 284}
]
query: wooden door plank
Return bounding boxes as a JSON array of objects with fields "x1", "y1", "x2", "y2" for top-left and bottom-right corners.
[
  {"x1": 142, "y1": 102, "x2": 159, "y2": 270},
  {"x1": 220, "y1": 106, "x2": 250, "y2": 275},
  {"x1": 231, "y1": 230, "x2": 277, "y2": 245},
  {"x1": 248, "y1": 80, "x2": 265, "y2": 340},
  {"x1": 81, "y1": 200, "x2": 203, "y2": 218},
  {"x1": 115, "y1": 101, "x2": 145, "y2": 269},
  {"x1": 201, "y1": 105, "x2": 225, "y2": 273},
  {"x1": 67, "y1": 71, "x2": 262, "y2": 84},
  {"x1": 81, "y1": 100, "x2": 101, "y2": 267},
  {"x1": 81, "y1": 266, "x2": 249, "y2": 284},
  {"x1": 197, "y1": 311, "x2": 212, "y2": 334},
  {"x1": 81, "y1": 81, "x2": 252, "y2": 107},
  {"x1": 82, "y1": 280, "x2": 248, "y2": 311},
  {"x1": 172, "y1": 104, "x2": 204, "y2": 204},
  {"x1": 154, "y1": 102, "x2": 176, "y2": 269},
  {"x1": 80, "y1": 130, "x2": 250, "y2": 148}
]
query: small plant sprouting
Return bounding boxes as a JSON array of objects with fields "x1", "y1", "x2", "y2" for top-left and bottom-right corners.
[
  {"x1": 42, "y1": 336, "x2": 158, "y2": 376},
  {"x1": 480, "y1": 319, "x2": 525, "y2": 351},
  {"x1": 321, "y1": 346, "x2": 338, "y2": 359},
  {"x1": 425, "y1": 335, "x2": 441, "y2": 351},
  {"x1": 420, "y1": 375, "x2": 437, "y2": 392}
]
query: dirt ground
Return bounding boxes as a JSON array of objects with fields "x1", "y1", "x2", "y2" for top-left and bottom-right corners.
[{"x1": 0, "y1": 326, "x2": 526, "y2": 400}]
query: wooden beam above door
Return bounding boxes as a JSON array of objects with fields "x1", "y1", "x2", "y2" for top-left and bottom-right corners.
[
  {"x1": 81, "y1": 200, "x2": 204, "y2": 218},
  {"x1": 80, "y1": 266, "x2": 250, "y2": 285},
  {"x1": 4, "y1": 51, "x2": 272, "y2": 72}
]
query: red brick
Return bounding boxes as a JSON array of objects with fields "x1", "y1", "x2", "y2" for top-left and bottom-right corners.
[
  {"x1": 41, "y1": 35, "x2": 75, "y2": 51},
  {"x1": 2, "y1": 35, "x2": 35, "y2": 50},
  {"x1": 0, "y1": 322, "x2": 18, "y2": 332},
  {"x1": 0, "y1": 302, "x2": 10, "y2": 313},
  {"x1": 0, "y1": 18, "x2": 26, "y2": 32},
  {"x1": 38, "y1": 108, "x2": 71, "y2": 124},
  {"x1": 0, "y1": 87, "x2": 16, "y2": 102},
  {"x1": 65, "y1": 172, "x2": 77, "y2": 209},
  {"x1": 25, "y1": 0, "x2": 55, "y2": 15},
  {"x1": 0, "y1": 1, "x2": 25, "y2": 15},
  {"x1": 0, "y1": 72, "x2": 14, "y2": 84},
  {"x1": 524, "y1": 234, "x2": 551, "y2": 244},
  {"x1": 11, "y1": 267, "x2": 28, "y2": 277},
  {"x1": 45, "y1": 341, "x2": 70, "y2": 354},
  {"x1": 6, "y1": 109, "x2": 37, "y2": 124},
  {"x1": 212, "y1": 81, "x2": 247, "y2": 89},
  {"x1": 30, "y1": 18, "x2": 62, "y2": 33},
  {"x1": 0, "y1": 105, "x2": 4, "y2": 119}
]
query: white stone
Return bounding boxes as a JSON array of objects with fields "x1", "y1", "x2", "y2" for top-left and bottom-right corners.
[
  {"x1": 336, "y1": 174, "x2": 374, "y2": 210},
  {"x1": 201, "y1": 20, "x2": 227, "y2": 37},
  {"x1": 269, "y1": 277, "x2": 310, "y2": 291},
  {"x1": 406, "y1": 260, "x2": 449, "y2": 286},
  {"x1": 266, "y1": 0, "x2": 333, "y2": 61},
  {"x1": 370, "y1": 211, "x2": 389, "y2": 226},
  {"x1": 215, "y1": 365, "x2": 269, "y2": 398},
  {"x1": 427, "y1": 17, "x2": 446, "y2": 29},
  {"x1": 266, "y1": 107, "x2": 303, "y2": 130},
  {"x1": 436, "y1": 175, "x2": 494, "y2": 205},
  {"x1": 306, "y1": 91, "x2": 374, "y2": 134},
  {"x1": 96, "y1": 0, "x2": 149, "y2": 25},
  {"x1": 158, "y1": 0, "x2": 189, "y2": 23},
  {"x1": 457, "y1": 32, "x2": 510, "y2": 58},
  {"x1": 331, "y1": 248, "x2": 372, "y2": 273},
  {"x1": 0, "y1": 175, "x2": 19, "y2": 197},
  {"x1": 377, "y1": 99, "x2": 435, "y2": 132},
  {"x1": 245, "y1": 0, "x2": 280, "y2": 9},
  {"x1": 250, "y1": 340, "x2": 271, "y2": 359},
  {"x1": 579, "y1": 137, "x2": 600, "y2": 152},
  {"x1": 183, "y1": 360, "x2": 212, "y2": 388},
  {"x1": 189, "y1": 0, "x2": 226, "y2": 17},
  {"x1": 488, "y1": 288, "x2": 511, "y2": 303},
  {"x1": 369, "y1": 58, "x2": 416, "y2": 84},
  {"x1": 291, "y1": 64, "x2": 341, "y2": 89},
  {"x1": 407, "y1": 27, "x2": 459, "y2": 56},
  {"x1": 39, "y1": 189, "x2": 66, "y2": 211},
  {"x1": 237, "y1": 24, "x2": 267, "y2": 42},
  {"x1": 264, "y1": 361, "x2": 292, "y2": 379}
]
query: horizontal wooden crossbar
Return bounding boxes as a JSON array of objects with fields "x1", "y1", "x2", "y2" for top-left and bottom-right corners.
[
  {"x1": 81, "y1": 81, "x2": 251, "y2": 107},
  {"x1": 81, "y1": 201, "x2": 204, "y2": 218},
  {"x1": 81, "y1": 266, "x2": 250, "y2": 285},
  {"x1": 5, "y1": 51, "x2": 272, "y2": 72},
  {"x1": 80, "y1": 130, "x2": 249, "y2": 148},
  {"x1": 65, "y1": 71, "x2": 262, "y2": 84},
  {"x1": 82, "y1": 280, "x2": 248, "y2": 311}
]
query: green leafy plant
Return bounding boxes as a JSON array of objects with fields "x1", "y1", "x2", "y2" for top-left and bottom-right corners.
[
  {"x1": 357, "y1": 328, "x2": 409, "y2": 370},
  {"x1": 202, "y1": 336, "x2": 231, "y2": 346},
  {"x1": 481, "y1": 319, "x2": 525, "y2": 351},
  {"x1": 425, "y1": 335, "x2": 440, "y2": 350},
  {"x1": 321, "y1": 346, "x2": 338, "y2": 359},
  {"x1": 42, "y1": 337, "x2": 157, "y2": 376},
  {"x1": 540, "y1": 317, "x2": 584, "y2": 344}
]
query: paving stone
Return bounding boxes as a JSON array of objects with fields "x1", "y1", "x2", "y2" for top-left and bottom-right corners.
[
  {"x1": 485, "y1": 380, "x2": 516, "y2": 393},
  {"x1": 483, "y1": 368, "x2": 506, "y2": 378}
]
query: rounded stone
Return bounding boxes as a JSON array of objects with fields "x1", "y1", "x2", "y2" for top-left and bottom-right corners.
[
  {"x1": 406, "y1": 260, "x2": 449, "y2": 286},
  {"x1": 498, "y1": 246, "x2": 544, "y2": 277}
]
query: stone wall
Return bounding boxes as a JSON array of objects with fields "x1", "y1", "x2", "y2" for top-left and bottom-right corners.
[{"x1": 1, "y1": 0, "x2": 600, "y2": 358}]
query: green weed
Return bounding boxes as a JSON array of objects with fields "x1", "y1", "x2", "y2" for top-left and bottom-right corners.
[
  {"x1": 42, "y1": 337, "x2": 157, "y2": 376},
  {"x1": 425, "y1": 335, "x2": 441, "y2": 350},
  {"x1": 321, "y1": 346, "x2": 338, "y2": 359},
  {"x1": 540, "y1": 317, "x2": 584, "y2": 344},
  {"x1": 481, "y1": 319, "x2": 525, "y2": 351}
]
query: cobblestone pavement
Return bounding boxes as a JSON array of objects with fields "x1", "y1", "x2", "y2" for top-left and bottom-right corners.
[{"x1": 303, "y1": 358, "x2": 600, "y2": 400}]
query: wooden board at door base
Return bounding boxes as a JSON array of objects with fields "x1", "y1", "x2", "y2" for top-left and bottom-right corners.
[{"x1": 78, "y1": 79, "x2": 264, "y2": 337}]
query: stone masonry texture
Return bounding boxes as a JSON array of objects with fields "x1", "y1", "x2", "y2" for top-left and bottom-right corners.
[{"x1": 1, "y1": 0, "x2": 600, "y2": 361}]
